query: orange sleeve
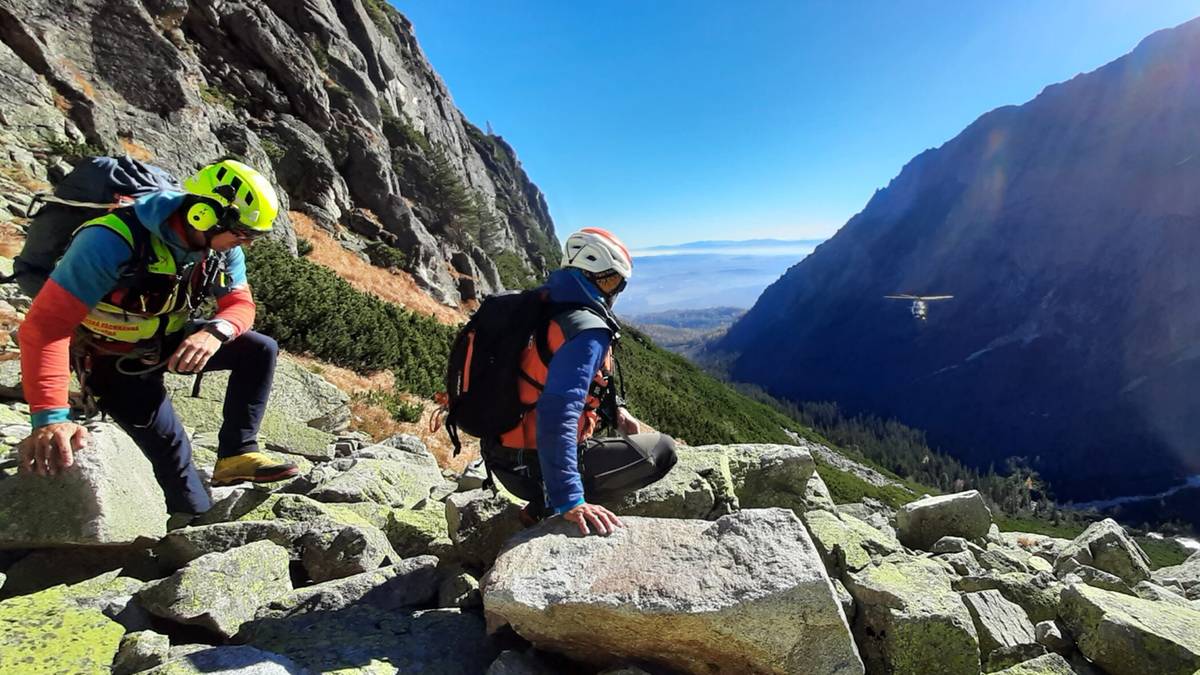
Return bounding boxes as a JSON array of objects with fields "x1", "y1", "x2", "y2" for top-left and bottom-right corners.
[
  {"x1": 21, "y1": 279, "x2": 89, "y2": 419},
  {"x1": 214, "y1": 285, "x2": 255, "y2": 336}
]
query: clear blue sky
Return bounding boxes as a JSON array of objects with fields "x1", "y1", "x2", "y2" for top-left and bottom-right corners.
[{"x1": 397, "y1": 1, "x2": 1199, "y2": 248}]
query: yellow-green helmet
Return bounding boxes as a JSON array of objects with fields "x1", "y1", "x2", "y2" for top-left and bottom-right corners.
[{"x1": 182, "y1": 159, "x2": 278, "y2": 234}]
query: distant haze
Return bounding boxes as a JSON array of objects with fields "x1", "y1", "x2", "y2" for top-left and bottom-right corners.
[{"x1": 617, "y1": 239, "x2": 821, "y2": 315}]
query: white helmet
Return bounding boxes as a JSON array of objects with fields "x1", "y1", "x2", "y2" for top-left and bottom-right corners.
[{"x1": 562, "y1": 227, "x2": 633, "y2": 280}]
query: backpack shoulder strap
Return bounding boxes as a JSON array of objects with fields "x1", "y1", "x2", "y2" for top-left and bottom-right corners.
[
  {"x1": 535, "y1": 303, "x2": 619, "y2": 366},
  {"x1": 73, "y1": 209, "x2": 155, "y2": 281},
  {"x1": 552, "y1": 307, "x2": 615, "y2": 341}
]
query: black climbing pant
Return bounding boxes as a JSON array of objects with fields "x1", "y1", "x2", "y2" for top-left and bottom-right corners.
[
  {"x1": 83, "y1": 330, "x2": 278, "y2": 515},
  {"x1": 483, "y1": 432, "x2": 679, "y2": 520}
]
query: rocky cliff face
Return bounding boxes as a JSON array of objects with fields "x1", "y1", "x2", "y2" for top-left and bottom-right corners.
[
  {"x1": 719, "y1": 17, "x2": 1200, "y2": 501},
  {"x1": 0, "y1": 0, "x2": 557, "y2": 305}
]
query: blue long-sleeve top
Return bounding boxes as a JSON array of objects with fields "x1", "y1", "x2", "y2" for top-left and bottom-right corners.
[{"x1": 535, "y1": 268, "x2": 616, "y2": 514}]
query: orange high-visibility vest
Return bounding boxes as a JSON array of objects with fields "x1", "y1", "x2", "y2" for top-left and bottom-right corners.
[{"x1": 498, "y1": 315, "x2": 613, "y2": 450}]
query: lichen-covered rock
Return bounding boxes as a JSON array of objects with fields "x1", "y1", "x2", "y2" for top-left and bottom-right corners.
[
  {"x1": 954, "y1": 573, "x2": 1064, "y2": 623},
  {"x1": 166, "y1": 354, "x2": 349, "y2": 437},
  {"x1": 299, "y1": 522, "x2": 398, "y2": 582},
  {"x1": 113, "y1": 630, "x2": 171, "y2": 675},
  {"x1": 961, "y1": 590, "x2": 1038, "y2": 662},
  {"x1": 303, "y1": 456, "x2": 451, "y2": 507},
  {"x1": 804, "y1": 470, "x2": 838, "y2": 511},
  {"x1": 242, "y1": 606, "x2": 493, "y2": 674},
  {"x1": 483, "y1": 509, "x2": 863, "y2": 675},
  {"x1": 446, "y1": 488, "x2": 525, "y2": 571},
  {"x1": 1054, "y1": 519, "x2": 1151, "y2": 587},
  {"x1": 804, "y1": 509, "x2": 902, "y2": 579},
  {"x1": 939, "y1": 550, "x2": 987, "y2": 576},
  {"x1": 138, "y1": 540, "x2": 292, "y2": 638},
  {"x1": 1133, "y1": 581, "x2": 1195, "y2": 608},
  {"x1": 156, "y1": 520, "x2": 312, "y2": 567},
  {"x1": 0, "y1": 424, "x2": 167, "y2": 547},
  {"x1": 723, "y1": 443, "x2": 816, "y2": 513},
  {"x1": 141, "y1": 645, "x2": 305, "y2": 674},
  {"x1": 1034, "y1": 620, "x2": 1073, "y2": 654},
  {"x1": 977, "y1": 545, "x2": 1038, "y2": 575},
  {"x1": 608, "y1": 447, "x2": 731, "y2": 519},
  {"x1": 1058, "y1": 582, "x2": 1200, "y2": 675},
  {"x1": 896, "y1": 490, "x2": 993, "y2": 551},
  {"x1": 172, "y1": 394, "x2": 336, "y2": 462},
  {"x1": 845, "y1": 556, "x2": 981, "y2": 675},
  {"x1": 0, "y1": 585, "x2": 124, "y2": 673},
  {"x1": 988, "y1": 653, "x2": 1078, "y2": 675},
  {"x1": 253, "y1": 556, "x2": 438, "y2": 622},
  {"x1": 1152, "y1": 550, "x2": 1200, "y2": 601},
  {"x1": 196, "y1": 490, "x2": 374, "y2": 527},
  {"x1": 1059, "y1": 558, "x2": 1134, "y2": 595},
  {"x1": 387, "y1": 503, "x2": 455, "y2": 558},
  {"x1": 1002, "y1": 532, "x2": 1074, "y2": 563},
  {"x1": 836, "y1": 499, "x2": 895, "y2": 534},
  {"x1": 611, "y1": 443, "x2": 819, "y2": 521},
  {"x1": 61, "y1": 569, "x2": 151, "y2": 632}
]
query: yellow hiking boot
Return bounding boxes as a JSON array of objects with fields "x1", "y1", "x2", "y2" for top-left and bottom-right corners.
[{"x1": 211, "y1": 452, "x2": 299, "y2": 486}]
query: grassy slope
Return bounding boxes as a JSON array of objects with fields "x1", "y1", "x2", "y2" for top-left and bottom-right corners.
[{"x1": 618, "y1": 326, "x2": 926, "y2": 508}]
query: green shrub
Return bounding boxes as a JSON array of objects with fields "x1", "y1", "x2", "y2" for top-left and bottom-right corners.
[
  {"x1": 493, "y1": 251, "x2": 536, "y2": 290},
  {"x1": 45, "y1": 138, "x2": 105, "y2": 161},
  {"x1": 260, "y1": 137, "x2": 286, "y2": 164},
  {"x1": 361, "y1": 0, "x2": 400, "y2": 42},
  {"x1": 295, "y1": 237, "x2": 314, "y2": 257},
  {"x1": 199, "y1": 84, "x2": 237, "y2": 110},
  {"x1": 304, "y1": 34, "x2": 330, "y2": 71},
  {"x1": 365, "y1": 242, "x2": 406, "y2": 270},
  {"x1": 245, "y1": 240, "x2": 454, "y2": 396}
]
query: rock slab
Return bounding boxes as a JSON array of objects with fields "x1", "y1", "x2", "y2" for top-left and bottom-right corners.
[
  {"x1": 1055, "y1": 519, "x2": 1151, "y2": 587},
  {"x1": 961, "y1": 590, "x2": 1037, "y2": 659},
  {"x1": 845, "y1": 556, "x2": 981, "y2": 675},
  {"x1": 0, "y1": 424, "x2": 168, "y2": 547},
  {"x1": 1059, "y1": 582, "x2": 1200, "y2": 675},
  {"x1": 483, "y1": 509, "x2": 863, "y2": 675},
  {"x1": 895, "y1": 490, "x2": 992, "y2": 550},
  {"x1": 0, "y1": 585, "x2": 125, "y2": 674},
  {"x1": 138, "y1": 540, "x2": 293, "y2": 638}
]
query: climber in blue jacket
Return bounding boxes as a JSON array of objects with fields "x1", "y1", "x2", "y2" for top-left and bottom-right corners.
[{"x1": 486, "y1": 228, "x2": 678, "y2": 536}]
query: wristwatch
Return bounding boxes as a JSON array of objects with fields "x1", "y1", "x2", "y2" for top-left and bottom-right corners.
[{"x1": 203, "y1": 320, "x2": 235, "y2": 343}]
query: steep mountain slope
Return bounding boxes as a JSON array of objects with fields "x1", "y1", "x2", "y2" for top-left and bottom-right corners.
[
  {"x1": 0, "y1": 0, "x2": 556, "y2": 305},
  {"x1": 719, "y1": 17, "x2": 1200, "y2": 501}
]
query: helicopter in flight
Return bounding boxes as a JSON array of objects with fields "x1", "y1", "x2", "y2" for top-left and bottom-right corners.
[{"x1": 885, "y1": 294, "x2": 953, "y2": 321}]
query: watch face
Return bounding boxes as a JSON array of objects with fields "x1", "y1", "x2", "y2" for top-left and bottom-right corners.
[{"x1": 209, "y1": 322, "x2": 233, "y2": 340}]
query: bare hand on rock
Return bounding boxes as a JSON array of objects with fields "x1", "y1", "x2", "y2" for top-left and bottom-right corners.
[
  {"x1": 18, "y1": 422, "x2": 89, "y2": 476},
  {"x1": 563, "y1": 502, "x2": 623, "y2": 536}
]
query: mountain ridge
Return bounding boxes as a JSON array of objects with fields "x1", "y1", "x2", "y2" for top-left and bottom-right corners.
[{"x1": 719, "y1": 15, "x2": 1200, "y2": 504}]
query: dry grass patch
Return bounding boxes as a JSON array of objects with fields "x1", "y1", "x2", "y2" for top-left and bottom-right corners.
[
  {"x1": 289, "y1": 211, "x2": 467, "y2": 326},
  {"x1": 0, "y1": 220, "x2": 26, "y2": 259},
  {"x1": 118, "y1": 136, "x2": 154, "y2": 162}
]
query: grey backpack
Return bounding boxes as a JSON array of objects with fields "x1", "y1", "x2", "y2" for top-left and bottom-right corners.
[{"x1": 7, "y1": 156, "x2": 180, "y2": 298}]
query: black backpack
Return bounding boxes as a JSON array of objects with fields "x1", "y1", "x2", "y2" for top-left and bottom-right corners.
[
  {"x1": 441, "y1": 289, "x2": 618, "y2": 455},
  {"x1": 7, "y1": 156, "x2": 181, "y2": 298}
]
